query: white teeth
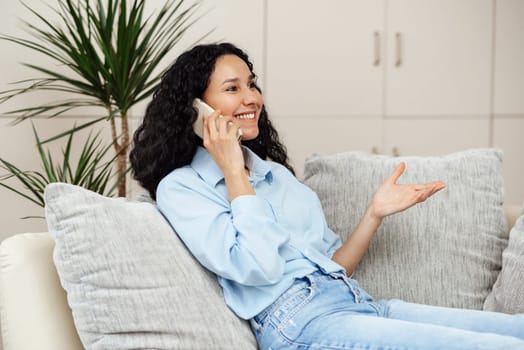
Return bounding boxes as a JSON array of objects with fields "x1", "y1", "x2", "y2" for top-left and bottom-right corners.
[{"x1": 235, "y1": 113, "x2": 255, "y2": 120}]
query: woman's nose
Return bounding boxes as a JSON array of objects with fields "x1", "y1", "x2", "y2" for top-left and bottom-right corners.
[{"x1": 242, "y1": 88, "x2": 259, "y2": 105}]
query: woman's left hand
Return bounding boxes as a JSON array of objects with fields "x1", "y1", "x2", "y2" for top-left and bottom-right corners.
[{"x1": 369, "y1": 162, "x2": 446, "y2": 219}]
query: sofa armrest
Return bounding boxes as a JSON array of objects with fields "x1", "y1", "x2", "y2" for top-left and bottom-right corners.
[{"x1": 0, "y1": 232, "x2": 83, "y2": 350}]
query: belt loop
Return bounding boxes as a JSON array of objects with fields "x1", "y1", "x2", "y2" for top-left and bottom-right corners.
[
  {"x1": 304, "y1": 271, "x2": 319, "y2": 289},
  {"x1": 329, "y1": 271, "x2": 363, "y2": 303}
]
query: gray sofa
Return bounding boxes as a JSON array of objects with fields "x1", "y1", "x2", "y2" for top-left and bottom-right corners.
[{"x1": 0, "y1": 149, "x2": 523, "y2": 349}]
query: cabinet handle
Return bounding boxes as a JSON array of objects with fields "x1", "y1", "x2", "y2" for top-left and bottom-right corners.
[
  {"x1": 395, "y1": 32, "x2": 403, "y2": 67},
  {"x1": 392, "y1": 147, "x2": 400, "y2": 157},
  {"x1": 373, "y1": 32, "x2": 381, "y2": 66}
]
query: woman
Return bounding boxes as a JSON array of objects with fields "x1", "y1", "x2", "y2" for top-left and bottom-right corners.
[{"x1": 130, "y1": 43, "x2": 524, "y2": 350}]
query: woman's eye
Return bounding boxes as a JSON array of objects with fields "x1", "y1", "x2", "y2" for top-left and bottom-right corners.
[
  {"x1": 225, "y1": 85, "x2": 238, "y2": 92},
  {"x1": 249, "y1": 81, "x2": 258, "y2": 89}
]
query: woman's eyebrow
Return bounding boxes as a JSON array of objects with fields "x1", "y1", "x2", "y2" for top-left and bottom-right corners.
[
  {"x1": 221, "y1": 77, "x2": 240, "y2": 86},
  {"x1": 221, "y1": 74, "x2": 256, "y2": 86}
]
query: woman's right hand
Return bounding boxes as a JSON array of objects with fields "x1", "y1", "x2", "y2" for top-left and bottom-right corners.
[
  {"x1": 202, "y1": 109, "x2": 244, "y2": 175},
  {"x1": 203, "y1": 111, "x2": 254, "y2": 201},
  {"x1": 369, "y1": 162, "x2": 446, "y2": 219}
]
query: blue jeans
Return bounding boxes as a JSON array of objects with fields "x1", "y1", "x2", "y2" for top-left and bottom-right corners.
[{"x1": 250, "y1": 271, "x2": 524, "y2": 350}]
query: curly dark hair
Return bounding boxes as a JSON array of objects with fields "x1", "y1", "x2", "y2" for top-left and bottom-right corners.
[{"x1": 130, "y1": 42, "x2": 294, "y2": 200}]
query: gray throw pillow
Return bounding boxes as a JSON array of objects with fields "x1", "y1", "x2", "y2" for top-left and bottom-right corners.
[
  {"x1": 484, "y1": 205, "x2": 524, "y2": 314},
  {"x1": 45, "y1": 183, "x2": 257, "y2": 350},
  {"x1": 303, "y1": 149, "x2": 507, "y2": 310}
]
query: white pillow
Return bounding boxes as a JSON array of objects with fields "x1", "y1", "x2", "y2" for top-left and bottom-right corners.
[
  {"x1": 303, "y1": 149, "x2": 507, "y2": 310},
  {"x1": 484, "y1": 204, "x2": 524, "y2": 314},
  {"x1": 45, "y1": 183, "x2": 257, "y2": 350}
]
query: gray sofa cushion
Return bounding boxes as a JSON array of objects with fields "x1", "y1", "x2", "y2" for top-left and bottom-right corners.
[
  {"x1": 484, "y1": 204, "x2": 524, "y2": 314},
  {"x1": 303, "y1": 149, "x2": 507, "y2": 310},
  {"x1": 45, "y1": 183, "x2": 257, "y2": 350}
]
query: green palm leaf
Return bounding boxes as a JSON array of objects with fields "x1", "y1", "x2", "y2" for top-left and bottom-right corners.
[
  {"x1": 0, "y1": 0, "x2": 206, "y2": 198},
  {"x1": 0, "y1": 123, "x2": 122, "y2": 213}
]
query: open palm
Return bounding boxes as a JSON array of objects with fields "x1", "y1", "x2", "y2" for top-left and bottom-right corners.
[{"x1": 371, "y1": 162, "x2": 446, "y2": 219}]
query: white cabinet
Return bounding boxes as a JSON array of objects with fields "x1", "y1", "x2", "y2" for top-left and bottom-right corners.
[
  {"x1": 386, "y1": 0, "x2": 493, "y2": 117},
  {"x1": 493, "y1": 0, "x2": 524, "y2": 205},
  {"x1": 266, "y1": 0, "x2": 492, "y2": 118},
  {"x1": 266, "y1": 0, "x2": 495, "y2": 177},
  {"x1": 494, "y1": 0, "x2": 524, "y2": 115},
  {"x1": 266, "y1": 0, "x2": 384, "y2": 118},
  {"x1": 266, "y1": 0, "x2": 386, "y2": 175}
]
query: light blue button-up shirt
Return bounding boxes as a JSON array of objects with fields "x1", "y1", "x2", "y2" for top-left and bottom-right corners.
[{"x1": 156, "y1": 146, "x2": 344, "y2": 319}]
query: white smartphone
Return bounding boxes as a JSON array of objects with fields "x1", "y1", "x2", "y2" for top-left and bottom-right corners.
[
  {"x1": 192, "y1": 98, "x2": 242, "y2": 140},
  {"x1": 192, "y1": 98, "x2": 214, "y2": 139}
]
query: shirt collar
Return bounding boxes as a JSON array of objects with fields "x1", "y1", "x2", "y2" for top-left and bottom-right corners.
[{"x1": 191, "y1": 146, "x2": 273, "y2": 187}]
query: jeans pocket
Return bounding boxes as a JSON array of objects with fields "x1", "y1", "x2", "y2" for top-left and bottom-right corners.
[
  {"x1": 270, "y1": 280, "x2": 315, "y2": 342},
  {"x1": 251, "y1": 279, "x2": 311, "y2": 343}
]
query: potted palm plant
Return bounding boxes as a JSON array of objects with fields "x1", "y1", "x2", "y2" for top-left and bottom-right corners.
[
  {"x1": 0, "y1": 0, "x2": 204, "y2": 198},
  {"x1": 0, "y1": 124, "x2": 121, "y2": 215}
]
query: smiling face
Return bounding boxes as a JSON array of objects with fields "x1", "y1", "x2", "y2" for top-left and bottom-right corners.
[{"x1": 202, "y1": 54, "x2": 263, "y2": 141}]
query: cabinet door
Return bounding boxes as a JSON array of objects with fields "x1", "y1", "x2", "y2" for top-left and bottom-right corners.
[
  {"x1": 273, "y1": 117, "x2": 383, "y2": 179},
  {"x1": 386, "y1": 0, "x2": 493, "y2": 117},
  {"x1": 494, "y1": 0, "x2": 524, "y2": 115},
  {"x1": 266, "y1": 0, "x2": 384, "y2": 118},
  {"x1": 383, "y1": 119, "x2": 490, "y2": 157}
]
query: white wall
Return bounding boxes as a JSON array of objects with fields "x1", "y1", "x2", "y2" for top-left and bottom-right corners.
[
  {"x1": 1, "y1": 0, "x2": 523, "y2": 238},
  {"x1": 0, "y1": 0, "x2": 265, "y2": 237}
]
